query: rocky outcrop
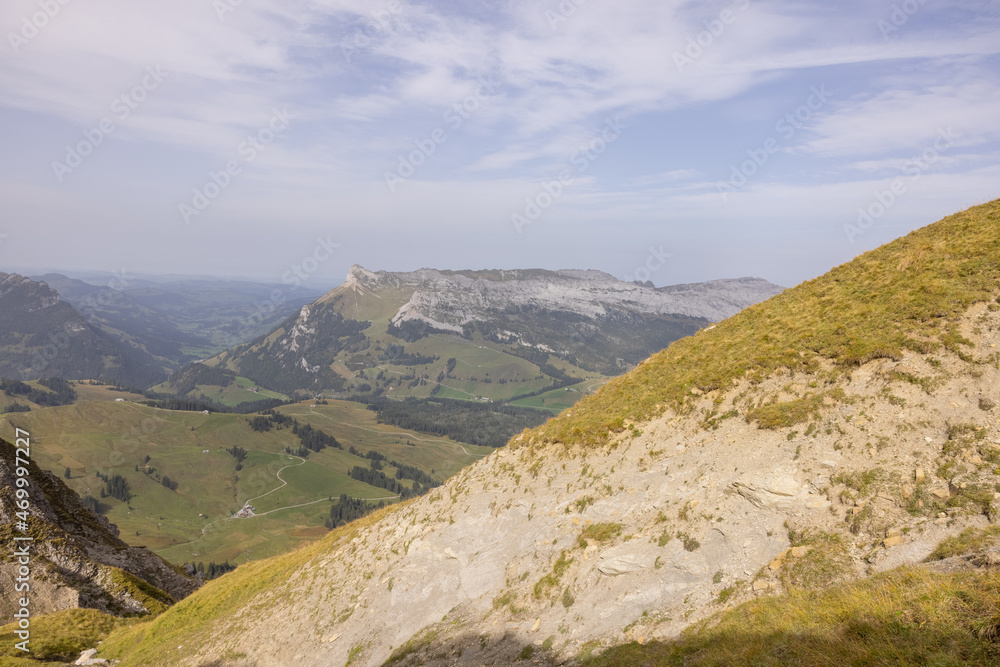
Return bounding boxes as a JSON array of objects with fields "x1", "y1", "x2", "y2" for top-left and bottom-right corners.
[
  {"x1": 0, "y1": 435, "x2": 198, "y2": 617},
  {"x1": 346, "y1": 265, "x2": 784, "y2": 325}
]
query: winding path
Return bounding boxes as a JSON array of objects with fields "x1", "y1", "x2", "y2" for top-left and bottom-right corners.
[
  {"x1": 166, "y1": 449, "x2": 397, "y2": 550},
  {"x1": 245, "y1": 454, "x2": 306, "y2": 504}
]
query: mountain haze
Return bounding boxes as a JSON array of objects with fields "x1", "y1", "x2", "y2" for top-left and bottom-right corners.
[
  {"x1": 0, "y1": 273, "x2": 165, "y2": 387},
  {"x1": 31, "y1": 273, "x2": 325, "y2": 373},
  {"x1": 92, "y1": 198, "x2": 1000, "y2": 665}
]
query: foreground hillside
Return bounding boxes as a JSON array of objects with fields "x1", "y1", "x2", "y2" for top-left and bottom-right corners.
[{"x1": 85, "y1": 199, "x2": 1000, "y2": 666}]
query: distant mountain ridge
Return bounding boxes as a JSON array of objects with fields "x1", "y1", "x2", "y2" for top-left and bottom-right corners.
[
  {"x1": 214, "y1": 266, "x2": 783, "y2": 397},
  {"x1": 31, "y1": 273, "x2": 326, "y2": 373},
  {"x1": 0, "y1": 272, "x2": 164, "y2": 387},
  {"x1": 344, "y1": 265, "x2": 783, "y2": 324}
]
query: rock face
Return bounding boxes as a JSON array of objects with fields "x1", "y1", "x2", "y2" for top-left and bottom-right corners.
[
  {"x1": 346, "y1": 265, "x2": 784, "y2": 325},
  {"x1": 0, "y1": 435, "x2": 198, "y2": 617}
]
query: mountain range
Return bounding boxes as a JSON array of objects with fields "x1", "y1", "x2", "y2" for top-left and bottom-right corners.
[
  {"x1": 212, "y1": 266, "x2": 783, "y2": 399},
  {"x1": 68, "y1": 199, "x2": 1000, "y2": 665},
  {"x1": 31, "y1": 273, "x2": 325, "y2": 372}
]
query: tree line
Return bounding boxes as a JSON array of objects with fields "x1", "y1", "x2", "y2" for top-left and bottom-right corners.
[
  {"x1": 95, "y1": 472, "x2": 132, "y2": 502},
  {"x1": 141, "y1": 393, "x2": 285, "y2": 414},
  {"x1": 325, "y1": 494, "x2": 385, "y2": 529},
  {"x1": 184, "y1": 560, "x2": 238, "y2": 580},
  {"x1": 349, "y1": 396, "x2": 549, "y2": 448},
  {"x1": 246, "y1": 412, "x2": 342, "y2": 457},
  {"x1": 379, "y1": 343, "x2": 438, "y2": 366},
  {"x1": 1, "y1": 377, "x2": 77, "y2": 407}
]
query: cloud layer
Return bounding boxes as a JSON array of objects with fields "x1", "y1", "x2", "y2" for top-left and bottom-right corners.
[{"x1": 0, "y1": 0, "x2": 997, "y2": 287}]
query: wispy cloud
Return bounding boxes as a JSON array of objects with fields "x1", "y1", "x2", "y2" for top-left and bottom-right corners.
[{"x1": 0, "y1": 0, "x2": 997, "y2": 286}]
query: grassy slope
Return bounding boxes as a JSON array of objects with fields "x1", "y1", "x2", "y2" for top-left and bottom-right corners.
[
  {"x1": 1, "y1": 399, "x2": 489, "y2": 565},
  {"x1": 365, "y1": 333, "x2": 566, "y2": 402},
  {"x1": 531, "y1": 198, "x2": 1000, "y2": 446},
  {"x1": 279, "y1": 401, "x2": 493, "y2": 478},
  {"x1": 220, "y1": 279, "x2": 609, "y2": 406},
  {"x1": 149, "y1": 375, "x2": 289, "y2": 407},
  {"x1": 584, "y1": 566, "x2": 1000, "y2": 666},
  {"x1": 0, "y1": 609, "x2": 133, "y2": 667}
]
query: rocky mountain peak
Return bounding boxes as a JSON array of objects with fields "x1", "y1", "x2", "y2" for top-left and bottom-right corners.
[
  {"x1": 340, "y1": 264, "x2": 784, "y2": 324},
  {"x1": 0, "y1": 272, "x2": 62, "y2": 311}
]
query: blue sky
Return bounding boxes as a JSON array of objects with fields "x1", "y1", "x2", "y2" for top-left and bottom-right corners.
[{"x1": 0, "y1": 0, "x2": 998, "y2": 290}]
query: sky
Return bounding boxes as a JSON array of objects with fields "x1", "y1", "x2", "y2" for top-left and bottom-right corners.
[{"x1": 0, "y1": 0, "x2": 998, "y2": 290}]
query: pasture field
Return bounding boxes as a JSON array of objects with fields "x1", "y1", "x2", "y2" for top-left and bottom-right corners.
[{"x1": 1, "y1": 398, "x2": 488, "y2": 565}]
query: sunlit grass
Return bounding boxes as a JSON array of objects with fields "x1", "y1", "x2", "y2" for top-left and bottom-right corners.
[
  {"x1": 97, "y1": 502, "x2": 408, "y2": 665},
  {"x1": 584, "y1": 567, "x2": 1000, "y2": 666}
]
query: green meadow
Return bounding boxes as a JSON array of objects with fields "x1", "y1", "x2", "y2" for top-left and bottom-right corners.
[
  {"x1": 149, "y1": 374, "x2": 289, "y2": 407},
  {"x1": 1, "y1": 397, "x2": 490, "y2": 565}
]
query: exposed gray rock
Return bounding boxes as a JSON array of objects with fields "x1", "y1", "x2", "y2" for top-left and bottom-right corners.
[
  {"x1": 345, "y1": 265, "x2": 784, "y2": 325},
  {"x1": 598, "y1": 544, "x2": 658, "y2": 575}
]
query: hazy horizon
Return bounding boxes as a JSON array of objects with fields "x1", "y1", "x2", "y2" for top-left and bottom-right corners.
[
  {"x1": 3, "y1": 261, "x2": 787, "y2": 292},
  {"x1": 1, "y1": 1, "x2": 998, "y2": 290}
]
